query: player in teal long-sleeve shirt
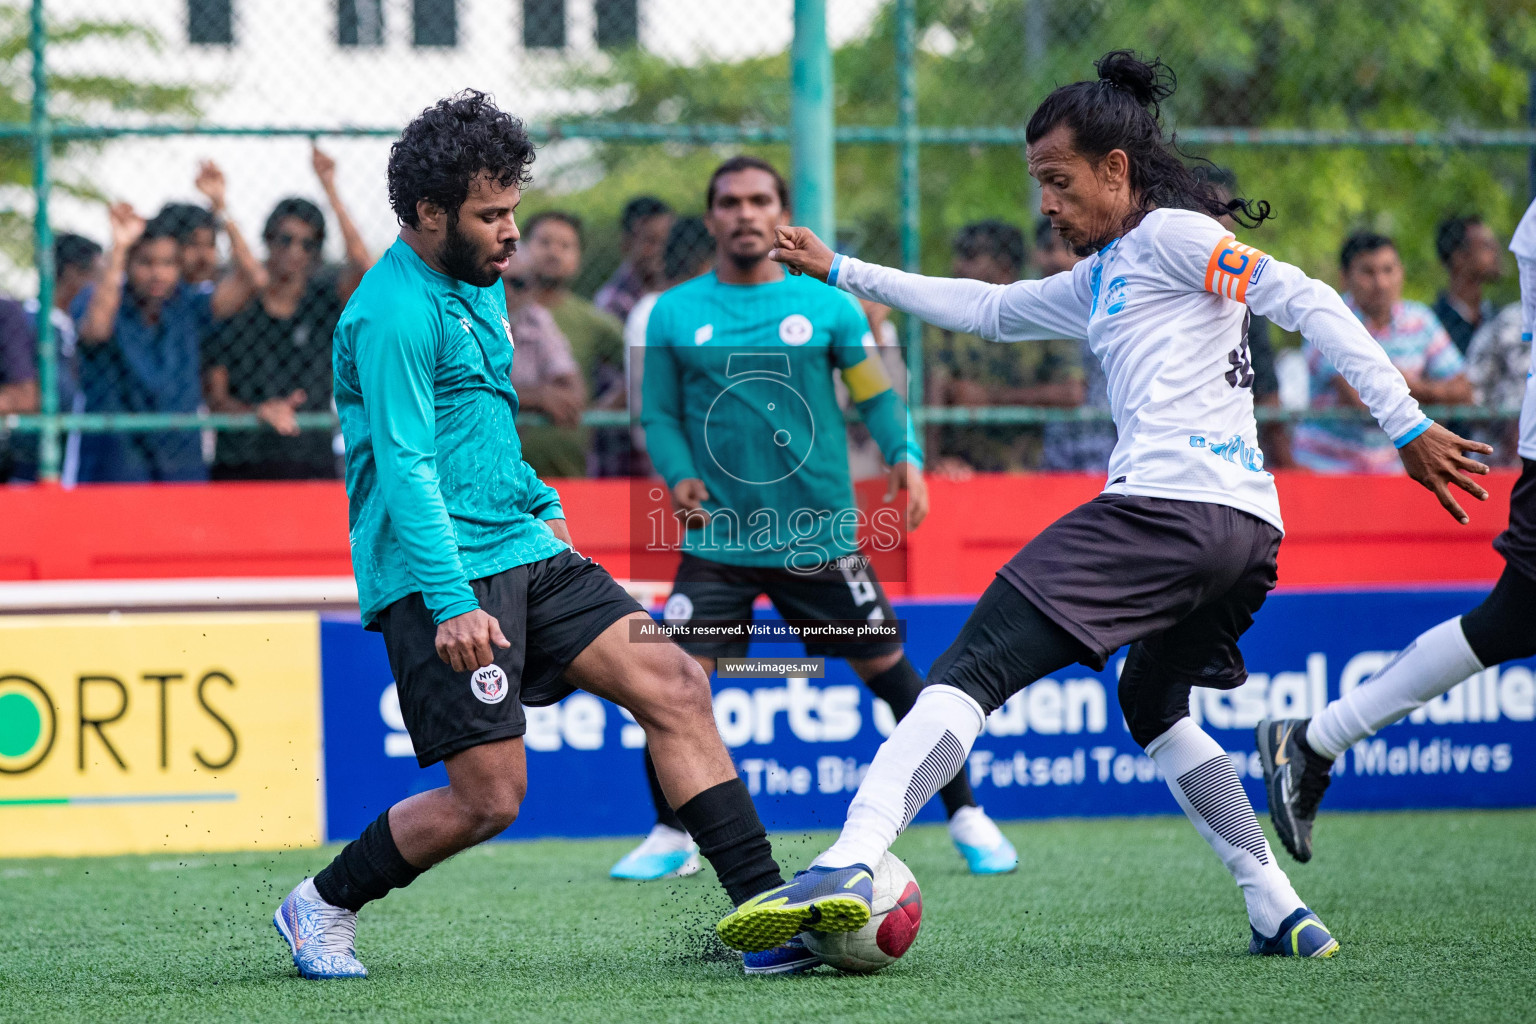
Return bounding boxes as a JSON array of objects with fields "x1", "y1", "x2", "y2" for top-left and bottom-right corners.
[
  {"x1": 273, "y1": 93, "x2": 798, "y2": 983},
  {"x1": 617, "y1": 160, "x2": 1016, "y2": 954}
]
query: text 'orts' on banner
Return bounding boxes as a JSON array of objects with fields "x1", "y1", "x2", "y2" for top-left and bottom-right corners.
[{"x1": 0, "y1": 613, "x2": 322, "y2": 857}]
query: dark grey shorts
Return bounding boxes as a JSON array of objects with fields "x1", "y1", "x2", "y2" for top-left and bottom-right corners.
[
  {"x1": 1494, "y1": 458, "x2": 1536, "y2": 582},
  {"x1": 376, "y1": 549, "x2": 643, "y2": 767},
  {"x1": 998, "y1": 493, "x2": 1282, "y2": 687}
]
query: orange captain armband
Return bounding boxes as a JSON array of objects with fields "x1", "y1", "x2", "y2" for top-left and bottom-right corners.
[{"x1": 1203, "y1": 238, "x2": 1270, "y2": 304}]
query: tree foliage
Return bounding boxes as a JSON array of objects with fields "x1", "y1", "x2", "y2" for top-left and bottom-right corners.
[
  {"x1": 534, "y1": 0, "x2": 1536, "y2": 306},
  {"x1": 0, "y1": 2, "x2": 199, "y2": 270}
]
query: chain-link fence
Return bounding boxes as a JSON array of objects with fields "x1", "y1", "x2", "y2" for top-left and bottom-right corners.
[{"x1": 1, "y1": 0, "x2": 1532, "y2": 484}]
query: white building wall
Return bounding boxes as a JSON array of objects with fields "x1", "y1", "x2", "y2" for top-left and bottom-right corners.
[{"x1": 17, "y1": 0, "x2": 879, "y2": 282}]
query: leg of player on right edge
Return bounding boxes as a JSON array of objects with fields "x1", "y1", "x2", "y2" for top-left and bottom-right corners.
[{"x1": 1258, "y1": 562, "x2": 1536, "y2": 863}]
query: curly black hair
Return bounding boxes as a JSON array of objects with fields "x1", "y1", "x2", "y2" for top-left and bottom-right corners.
[{"x1": 388, "y1": 89, "x2": 535, "y2": 229}]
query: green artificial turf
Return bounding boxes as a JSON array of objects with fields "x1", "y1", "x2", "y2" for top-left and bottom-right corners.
[{"x1": 1, "y1": 810, "x2": 1532, "y2": 1024}]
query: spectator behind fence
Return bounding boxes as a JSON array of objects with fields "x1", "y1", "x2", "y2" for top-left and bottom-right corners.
[
  {"x1": 1295, "y1": 231, "x2": 1472, "y2": 474},
  {"x1": 0, "y1": 297, "x2": 37, "y2": 482},
  {"x1": 1433, "y1": 214, "x2": 1503, "y2": 355},
  {"x1": 203, "y1": 146, "x2": 371, "y2": 479},
  {"x1": 14, "y1": 234, "x2": 103, "y2": 484},
  {"x1": 624, "y1": 215, "x2": 714, "y2": 475},
  {"x1": 1034, "y1": 219, "x2": 1113, "y2": 472},
  {"x1": 74, "y1": 186, "x2": 262, "y2": 482},
  {"x1": 926, "y1": 219, "x2": 1081, "y2": 476},
  {"x1": 525, "y1": 211, "x2": 625, "y2": 476},
  {"x1": 159, "y1": 200, "x2": 219, "y2": 291},
  {"x1": 502, "y1": 246, "x2": 587, "y2": 478},
  {"x1": 1197, "y1": 166, "x2": 1292, "y2": 468},
  {"x1": 1465, "y1": 300, "x2": 1530, "y2": 466},
  {"x1": 595, "y1": 195, "x2": 674, "y2": 323}
]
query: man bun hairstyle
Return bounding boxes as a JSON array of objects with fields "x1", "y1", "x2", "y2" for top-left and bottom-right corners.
[
  {"x1": 1026, "y1": 50, "x2": 1272, "y2": 234},
  {"x1": 389, "y1": 89, "x2": 535, "y2": 229}
]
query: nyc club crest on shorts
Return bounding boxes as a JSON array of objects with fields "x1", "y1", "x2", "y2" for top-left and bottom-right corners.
[{"x1": 470, "y1": 664, "x2": 510, "y2": 704}]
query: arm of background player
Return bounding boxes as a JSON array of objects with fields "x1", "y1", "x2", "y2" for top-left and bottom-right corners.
[
  {"x1": 1154, "y1": 216, "x2": 1427, "y2": 446},
  {"x1": 834, "y1": 301, "x2": 922, "y2": 468},
  {"x1": 833, "y1": 255, "x2": 1092, "y2": 343},
  {"x1": 355, "y1": 311, "x2": 479, "y2": 623},
  {"x1": 638, "y1": 314, "x2": 701, "y2": 487}
]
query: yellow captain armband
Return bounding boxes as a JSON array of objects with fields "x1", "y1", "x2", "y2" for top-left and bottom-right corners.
[{"x1": 840, "y1": 356, "x2": 893, "y2": 403}]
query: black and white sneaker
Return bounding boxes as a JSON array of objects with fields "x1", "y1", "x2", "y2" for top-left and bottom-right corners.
[{"x1": 1255, "y1": 718, "x2": 1334, "y2": 863}]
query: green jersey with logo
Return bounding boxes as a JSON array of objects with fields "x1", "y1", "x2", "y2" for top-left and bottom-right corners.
[
  {"x1": 334, "y1": 238, "x2": 567, "y2": 627},
  {"x1": 641, "y1": 269, "x2": 920, "y2": 569}
]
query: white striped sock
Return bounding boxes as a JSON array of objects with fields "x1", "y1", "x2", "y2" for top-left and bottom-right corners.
[
  {"x1": 816, "y1": 685, "x2": 985, "y2": 870},
  {"x1": 1148, "y1": 718, "x2": 1301, "y2": 936}
]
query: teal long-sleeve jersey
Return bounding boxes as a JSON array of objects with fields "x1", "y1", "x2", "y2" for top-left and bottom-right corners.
[
  {"x1": 334, "y1": 238, "x2": 568, "y2": 627},
  {"x1": 641, "y1": 269, "x2": 921, "y2": 569}
]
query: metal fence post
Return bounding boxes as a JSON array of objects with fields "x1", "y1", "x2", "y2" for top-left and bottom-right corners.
[
  {"x1": 791, "y1": 0, "x2": 834, "y2": 239},
  {"x1": 29, "y1": 0, "x2": 59, "y2": 483},
  {"x1": 896, "y1": 0, "x2": 922, "y2": 422}
]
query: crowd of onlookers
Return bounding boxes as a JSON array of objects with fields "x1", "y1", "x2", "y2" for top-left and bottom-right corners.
[{"x1": 0, "y1": 154, "x2": 1528, "y2": 486}]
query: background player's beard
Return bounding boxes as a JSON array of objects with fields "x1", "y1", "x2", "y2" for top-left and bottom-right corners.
[{"x1": 439, "y1": 215, "x2": 507, "y2": 287}]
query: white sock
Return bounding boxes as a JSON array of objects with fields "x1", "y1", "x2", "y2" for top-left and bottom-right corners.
[
  {"x1": 1147, "y1": 718, "x2": 1301, "y2": 936},
  {"x1": 1307, "y1": 617, "x2": 1484, "y2": 761},
  {"x1": 816, "y1": 685, "x2": 985, "y2": 870}
]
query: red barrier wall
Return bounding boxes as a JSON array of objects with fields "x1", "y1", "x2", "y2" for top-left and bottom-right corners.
[{"x1": 0, "y1": 471, "x2": 1515, "y2": 593}]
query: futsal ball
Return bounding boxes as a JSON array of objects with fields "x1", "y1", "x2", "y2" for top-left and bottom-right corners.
[{"x1": 803, "y1": 852, "x2": 922, "y2": 973}]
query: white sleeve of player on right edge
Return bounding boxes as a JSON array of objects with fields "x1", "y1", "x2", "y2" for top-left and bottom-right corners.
[
  {"x1": 831, "y1": 254, "x2": 1092, "y2": 343},
  {"x1": 1243, "y1": 258, "x2": 1427, "y2": 446}
]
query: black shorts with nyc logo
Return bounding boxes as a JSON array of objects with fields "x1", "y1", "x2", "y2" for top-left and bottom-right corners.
[{"x1": 375, "y1": 548, "x2": 642, "y2": 767}]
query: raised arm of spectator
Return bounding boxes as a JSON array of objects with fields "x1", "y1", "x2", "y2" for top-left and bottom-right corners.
[
  {"x1": 77, "y1": 203, "x2": 143, "y2": 345},
  {"x1": 198, "y1": 161, "x2": 267, "y2": 319},
  {"x1": 313, "y1": 144, "x2": 373, "y2": 302}
]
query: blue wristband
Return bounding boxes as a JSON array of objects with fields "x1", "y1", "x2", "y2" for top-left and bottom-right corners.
[
  {"x1": 1393, "y1": 417, "x2": 1433, "y2": 449},
  {"x1": 827, "y1": 253, "x2": 846, "y2": 288}
]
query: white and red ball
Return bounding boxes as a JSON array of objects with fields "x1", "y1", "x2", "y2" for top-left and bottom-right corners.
[{"x1": 802, "y1": 852, "x2": 922, "y2": 973}]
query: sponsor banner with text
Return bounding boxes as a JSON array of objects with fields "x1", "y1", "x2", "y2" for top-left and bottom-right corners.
[
  {"x1": 320, "y1": 588, "x2": 1535, "y2": 842},
  {"x1": 0, "y1": 613, "x2": 322, "y2": 857}
]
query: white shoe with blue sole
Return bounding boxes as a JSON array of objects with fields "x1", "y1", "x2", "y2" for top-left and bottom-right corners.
[
  {"x1": 273, "y1": 878, "x2": 368, "y2": 979},
  {"x1": 948, "y1": 806, "x2": 1019, "y2": 875},
  {"x1": 609, "y1": 824, "x2": 701, "y2": 881}
]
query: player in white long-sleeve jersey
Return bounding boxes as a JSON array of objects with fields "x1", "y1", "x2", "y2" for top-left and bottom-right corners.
[
  {"x1": 1256, "y1": 198, "x2": 1536, "y2": 863},
  {"x1": 712, "y1": 50, "x2": 1492, "y2": 960}
]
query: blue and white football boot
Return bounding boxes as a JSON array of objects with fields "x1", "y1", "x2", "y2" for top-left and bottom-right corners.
[
  {"x1": 609, "y1": 825, "x2": 701, "y2": 881},
  {"x1": 1249, "y1": 907, "x2": 1340, "y2": 958},
  {"x1": 742, "y1": 934, "x2": 821, "y2": 976},
  {"x1": 717, "y1": 864, "x2": 873, "y2": 953},
  {"x1": 947, "y1": 806, "x2": 1018, "y2": 875},
  {"x1": 273, "y1": 878, "x2": 369, "y2": 979}
]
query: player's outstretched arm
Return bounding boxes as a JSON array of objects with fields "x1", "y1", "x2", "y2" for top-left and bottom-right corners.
[
  {"x1": 1147, "y1": 215, "x2": 1493, "y2": 524},
  {"x1": 772, "y1": 226, "x2": 1090, "y2": 343}
]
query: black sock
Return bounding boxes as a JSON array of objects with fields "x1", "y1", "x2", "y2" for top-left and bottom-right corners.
[
  {"x1": 674, "y1": 778, "x2": 784, "y2": 906},
  {"x1": 864, "y1": 656, "x2": 978, "y2": 818},
  {"x1": 313, "y1": 808, "x2": 424, "y2": 912},
  {"x1": 644, "y1": 746, "x2": 686, "y2": 832}
]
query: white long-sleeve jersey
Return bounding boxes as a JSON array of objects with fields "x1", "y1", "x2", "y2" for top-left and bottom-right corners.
[
  {"x1": 1506, "y1": 199, "x2": 1536, "y2": 461},
  {"x1": 831, "y1": 207, "x2": 1429, "y2": 532}
]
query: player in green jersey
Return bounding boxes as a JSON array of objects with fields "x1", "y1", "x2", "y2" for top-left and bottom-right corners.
[
  {"x1": 627, "y1": 158, "x2": 1017, "y2": 973},
  {"x1": 272, "y1": 93, "x2": 804, "y2": 981}
]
